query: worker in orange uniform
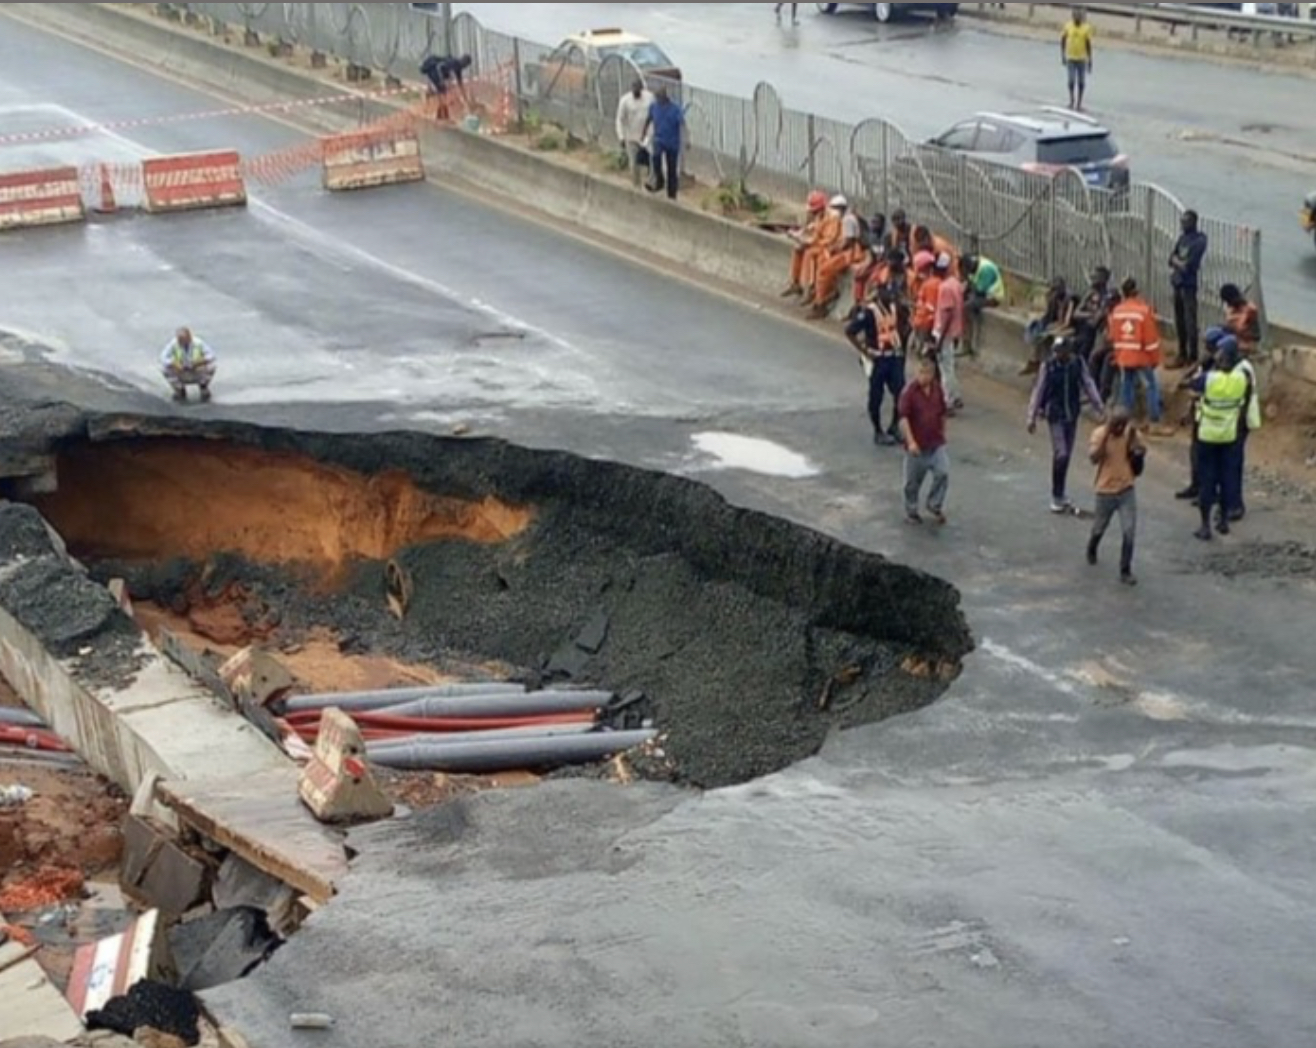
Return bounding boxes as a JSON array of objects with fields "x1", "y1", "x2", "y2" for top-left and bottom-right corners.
[
  {"x1": 809, "y1": 195, "x2": 867, "y2": 318},
  {"x1": 913, "y1": 225, "x2": 958, "y2": 279},
  {"x1": 1107, "y1": 277, "x2": 1172, "y2": 436},
  {"x1": 1219, "y1": 283, "x2": 1261, "y2": 357},
  {"x1": 781, "y1": 190, "x2": 831, "y2": 301},
  {"x1": 912, "y1": 250, "x2": 944, "y2": 350}
]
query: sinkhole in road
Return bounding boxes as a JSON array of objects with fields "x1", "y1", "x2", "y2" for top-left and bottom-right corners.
[{"x1": 21, "y1": 423, "x2": 974, "y2": 789}]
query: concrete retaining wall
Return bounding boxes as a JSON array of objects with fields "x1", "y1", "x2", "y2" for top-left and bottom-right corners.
[{"x1": 0, "y1": 503, "x2": 289, "y2": 796}]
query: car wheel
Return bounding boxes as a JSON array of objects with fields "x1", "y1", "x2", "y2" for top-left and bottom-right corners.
[
  {"x1": 873, "y1": 3, "x2": 894, "y2": 22},
  {"x1": 816, "y1": 3, "x2": 839, "y2": 13}
]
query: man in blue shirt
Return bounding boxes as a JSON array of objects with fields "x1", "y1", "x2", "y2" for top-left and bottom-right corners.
[
  {"x1": 1168, "y1": 209, "x2": 1208, "y2": 369},
  {"x1": 643, "y1": 86, "x2": 684, "y2": 201}
]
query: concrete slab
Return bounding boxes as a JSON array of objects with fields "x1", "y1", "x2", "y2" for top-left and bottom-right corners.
[{"x1": 157, "y1": 770, "x2": 349, "y2": 905}]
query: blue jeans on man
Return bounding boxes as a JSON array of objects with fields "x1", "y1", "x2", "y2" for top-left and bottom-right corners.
[{"x1": 1120, "y1": 367, "x2": 1163, "y2": 423}]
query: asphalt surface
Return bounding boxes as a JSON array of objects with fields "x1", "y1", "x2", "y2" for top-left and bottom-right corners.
[
  {"x1": 2, "y1": 10, "x2": 1316, "y2": 1047},
  {"x1": 460, "y1": 1, "x2": 1316, "y2": 331}
]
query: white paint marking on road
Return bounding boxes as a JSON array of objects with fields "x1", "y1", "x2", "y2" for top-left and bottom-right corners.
[
  {"x1": 689, "y1": 432, "x2": 820, "y2": 479},
  {"x1": 979, "y1": 639, "x2": 1082, "y2": 698}
]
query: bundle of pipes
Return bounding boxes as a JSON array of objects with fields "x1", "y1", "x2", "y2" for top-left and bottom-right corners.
[{"x1": 366, "y1": 729, "x2": 659, "y2": 774}]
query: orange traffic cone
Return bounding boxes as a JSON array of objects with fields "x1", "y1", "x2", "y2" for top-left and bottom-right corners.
[{"x1": 92, "y1": 163, "x2": 117, "y2": 214}]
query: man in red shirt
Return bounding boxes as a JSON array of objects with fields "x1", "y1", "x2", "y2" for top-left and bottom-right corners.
[{"x1": 899, "y1": 358, "x2": 950, "y2": 526}]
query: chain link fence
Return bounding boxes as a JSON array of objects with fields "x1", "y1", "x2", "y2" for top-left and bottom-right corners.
[{"x1": 172, "y1": 2, "x2": 1264, "y2": 323}]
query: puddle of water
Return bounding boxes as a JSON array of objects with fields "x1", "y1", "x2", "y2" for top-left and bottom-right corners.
[{"x1": 690, "y1": 432, "x2": 819, "y2": 479}]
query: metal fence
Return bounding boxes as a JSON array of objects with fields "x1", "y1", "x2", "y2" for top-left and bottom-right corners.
[{"x1": 174, "y1": 2, "x2": 1264, "y2": 324}]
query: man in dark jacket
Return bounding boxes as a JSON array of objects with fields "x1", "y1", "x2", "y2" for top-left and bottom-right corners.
[
  {"x1": 1028, "y1": 336, "x2": 1106, "y2": 514},
  {"x1": 1168, "y1": 209, "x2": 1209, "y2": 368},
  {"x1": 420, "y1": 54, "x2": 472, "y2": 118}
]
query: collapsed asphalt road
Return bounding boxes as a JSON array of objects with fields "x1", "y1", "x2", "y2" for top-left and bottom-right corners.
[{"x1": 9, "y1": 413, "x2": 970, "y2": 790}]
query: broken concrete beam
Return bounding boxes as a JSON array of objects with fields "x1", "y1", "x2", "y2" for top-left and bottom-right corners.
[
  {"x1": 120, "y1": 815, "x2": 211, "y2": 917},
  {"x1": 169, "y1": 907, "x2": 279, "y2": 993},
  {"x1": 298, "y1": 708, "x2": 393, "y2": 825}
]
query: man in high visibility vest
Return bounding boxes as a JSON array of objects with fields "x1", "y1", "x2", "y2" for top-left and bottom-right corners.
[
  {"x1": 1190, "y1": 340, "x2": 1249, "y2": 541},
  {"x1": 1106, "y1": 277, "x2": 1171, "y2": 435},
  {"x1": 847, "y1": 286, "x2": 906, "y2": 447},
  {"x1": 1202, "y1": 332, "x2": 1263, "y2": 522},
  {"x1": 160, "y1": 328, "x2": 217, "y2": 404}
]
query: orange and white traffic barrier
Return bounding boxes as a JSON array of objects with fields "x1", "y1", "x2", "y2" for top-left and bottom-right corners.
[
  {"x1": 321, "y1": 121, "x2": 424, "y2": 192},
  {"x1": 142, "y1": 149, "x2": 247, "y2": 214},
  {"x1": 0, "y1": 165, "x2": 85, "y2": 231}
]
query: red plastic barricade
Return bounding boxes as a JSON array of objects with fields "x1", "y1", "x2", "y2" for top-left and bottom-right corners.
[
  {"x1": 0, "y1": 165, "x2": 84, "y2": 231},
  {"x1": 142, "y1": 149, "x2": 247, "y2": 213},
  {"x1": 321, "y1": 121, "x2": 424, "y2": 192}
]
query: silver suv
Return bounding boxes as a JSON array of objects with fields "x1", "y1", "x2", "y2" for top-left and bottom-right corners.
[{"x1": 929, "y1": 108, "x2": 1131, "y2": 191}]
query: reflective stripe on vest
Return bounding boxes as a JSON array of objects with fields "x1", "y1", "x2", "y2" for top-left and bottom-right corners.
[{"x1": 1198, "y1": 371, "x2": 1247, "y2": 445}]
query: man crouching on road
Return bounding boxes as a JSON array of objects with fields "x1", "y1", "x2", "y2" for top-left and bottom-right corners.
[
  {"x1": 161, "y1": 327, "x2": 217, "y2": 404},
  {"x1": 899, "y1": 357, "x2": 950, "y2": 527}
]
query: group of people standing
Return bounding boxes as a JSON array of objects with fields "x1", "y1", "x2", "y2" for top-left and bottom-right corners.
[{"x1": 615, "y1": 79, "x2": 687, "y2": 201}]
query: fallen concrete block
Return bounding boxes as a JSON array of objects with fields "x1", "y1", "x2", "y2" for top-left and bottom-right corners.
[
  {"x1": 298, "y1": 708, "x2": 393, "y2": 824},
  {"x1": 138, "y1": 840, "x2": 210, "y2": 917},
  {"x1": 169, "y1": 907, "x2": 279, "y2": 993},
  {"x1": 120, "y1": 815, "x2": 169, "y2": 896},
  {"x1": 212, "y1": 854, "x2": 298, "y2": 934}
]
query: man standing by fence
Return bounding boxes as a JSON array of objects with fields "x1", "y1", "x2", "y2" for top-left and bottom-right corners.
[
  {"x1": 1169, "y1": 209, "x2": 1209, "y2": 369},
  {"x1": 615, "y1": 79, "x2": 654, "y2": 189},
  {"x1": 1061, "y1": 7, "x2": 1095, "y2": 111},
  {"x1": 1108, "y1": 277, "x2": 1172, "y2": 436},
  {"x1": 643, "y1": 87, "x2": 685, "y2": 201}
]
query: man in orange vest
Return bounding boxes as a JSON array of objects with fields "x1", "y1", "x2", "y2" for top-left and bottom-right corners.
[
  {"x1": 781, "y1": 190, "x2": 829, "y2": 300},
  {"x1": 848, "y1": 288, "x2": 907, "y2": 447},
  {"x1": 1220, "y1": 283, "x2": 1261, "y2": 357},
  {"x1": 1107, "y1": 277, "x2": 1171, "y2": 435},
  {"x1": 809, "y1": 195, "x2": 866, "y2": 318}
]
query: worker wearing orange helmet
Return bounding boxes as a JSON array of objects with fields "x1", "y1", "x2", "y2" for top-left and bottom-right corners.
[{"x1": 782, "y1": 190, "x2": 832, "y2": 300}]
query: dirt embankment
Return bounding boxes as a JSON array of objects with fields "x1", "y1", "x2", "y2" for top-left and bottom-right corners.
[{"x1": 16, "y1": 419, "x2": 973, "y2": 789}]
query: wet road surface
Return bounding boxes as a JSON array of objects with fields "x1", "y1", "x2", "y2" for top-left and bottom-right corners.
[
  {"x1": 461, "y1": 2, "x2": 1316, "y2": 330},
  {"x1": 2, "y1": 10, "x2": 1315, "y2": 1047}
]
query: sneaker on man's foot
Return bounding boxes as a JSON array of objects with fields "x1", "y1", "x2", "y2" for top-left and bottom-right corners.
[
  {"x1": 1194, "y1": 526, "x2": 1213, "y2": 542},
  {"x1": 1050, "y1": 500, "x2": 1072, "y2": 515},
  {"x1": 780, "y1": 284, "x2": 803, "y2": 298},
  {"x1": 927, "y1": 508, "x2": 948, "y2": 526},
  {"x1": 1215, "y1": 517, "x2": 1231, "y2": 537},
  {"x1": 1120, "y1": 573, "x2": 1138, "y2": 587},
  {"x1": 1175, "y1": 486, "x2": 1199, "y2": 501},
  {"x1": 905, "y1": 513, "x2": 924, "y2": 526}
]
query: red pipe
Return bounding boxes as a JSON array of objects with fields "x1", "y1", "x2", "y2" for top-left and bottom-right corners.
[
  {"x1": 0, "y1": 725, "x2": 72, "y2": 754},
  {"x1": 286, "y1": 711, "x2": 597, "y2": 734}
]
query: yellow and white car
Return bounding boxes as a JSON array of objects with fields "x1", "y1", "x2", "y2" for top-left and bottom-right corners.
[{"x1": 524, "y1": 28, "x2": 681, "y2": 98}]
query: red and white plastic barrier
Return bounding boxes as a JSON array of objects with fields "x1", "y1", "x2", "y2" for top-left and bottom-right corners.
[
  {"x1": 321, "y1": 122, "x2": 424, "y2": 192},
  {"x1": 142, "y1": 149, "x2": 247, "y2": 214},
  {"x1": 0, "y1": 165, "x2": 85, "y2": 231}
]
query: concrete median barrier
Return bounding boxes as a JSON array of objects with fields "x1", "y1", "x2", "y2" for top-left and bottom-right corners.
[
  {"x1": 322, "y1": 123, "x2": 424, "y2": 192},
  {"x1": 143, "y1": 150, "x2": 247, "y2": 213}
]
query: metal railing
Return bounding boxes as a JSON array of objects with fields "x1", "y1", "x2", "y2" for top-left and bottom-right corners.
[{"x1": 171, "y1": 3, "x2": 1264, "y2": 325}]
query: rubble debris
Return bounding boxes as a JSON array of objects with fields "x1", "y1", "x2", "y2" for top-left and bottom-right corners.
[
  {"x1": 134, "y1": 1029, "x2": 188, "y2": 1048},
  {"x1": 211, "y1": 856, "x2": 298, "y2": 936},
  {"x1": 119, "y1": 817, "x2": 211, "y2": 918},
  {"x1": 85, "y1": 981, "x2": 201, "y2": 1047},
  {"x1": 298, "y1": 708, "x2": 393, "y2": 824},
  {"x1": 67, "y1": 910, "x2": 163, "y2": 1021},
  {"x1": 1, "y1": 784, "x2": 34, "y2": 808},
  {"x1": 168, "y1": 907, "x2": 280, "y2": 993}
]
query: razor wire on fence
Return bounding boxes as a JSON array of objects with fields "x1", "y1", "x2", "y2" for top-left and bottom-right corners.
[{"x1": 171, "y1": 2, "x2": 1264, "y2": 323}]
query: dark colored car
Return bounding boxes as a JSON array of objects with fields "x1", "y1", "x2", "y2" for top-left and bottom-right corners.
[
  {"x1": 815, "y1": 3, "x2": 960, "y2": 23},
  {"x1": 928, "y1": 108, "x2": 1131, "y2": 191}
]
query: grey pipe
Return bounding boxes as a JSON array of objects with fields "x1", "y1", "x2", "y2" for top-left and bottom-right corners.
[
  {"x1": 375, "y1": 691, "x2": 612, "y2": 720},
  {"x1": 283, "y1": 682, "x2": 527, "y2": 713},
  {"x1": 366, "y1": 723, "x2": 597, "y2": 755},
  {"x1": 0, "y1": 708, "x2": 47, "y2": 728},
  {"x1": 368, "y1": 730, "x2": 657, "y2": 774}
]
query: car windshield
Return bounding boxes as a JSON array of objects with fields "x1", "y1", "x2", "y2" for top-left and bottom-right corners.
[
  {"x1": 1036, "y1": 134, "x2": 1118, "y2": 165},
  {"x1": 596, "y1": 43, "x2": 673, "y2": 69}
]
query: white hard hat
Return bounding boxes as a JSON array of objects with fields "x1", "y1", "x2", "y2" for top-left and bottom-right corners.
[
  {"x1": 936, "y1": 252, "x2": 952, "y2": 270},
  {"x1": 829, "y1": 194, "x2": 848, "y2": 209}
]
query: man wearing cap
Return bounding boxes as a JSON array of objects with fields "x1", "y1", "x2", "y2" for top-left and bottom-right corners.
[
  {"x1": 808, "y1": 195, "x2": 865, "y2": 318},
  {"x1": 782, "y1": 190, "x2": 833, "y2": 300},
  {"x1": 1029, "y1": 336, "x2": 1105, "y2": 514},
  {"x1": 1189, "y1": 339, "x2": 1249, "y2": 541}
]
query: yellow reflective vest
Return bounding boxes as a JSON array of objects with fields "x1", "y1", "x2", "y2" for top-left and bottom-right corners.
[{"x1": 1197, "y1": 370, "x2": 1248, "y2": 446}]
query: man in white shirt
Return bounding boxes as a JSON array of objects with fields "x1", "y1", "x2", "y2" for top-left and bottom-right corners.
[
  {"x1": 615, "y1": 78, "x2": 654, "y2": 188},
  {"x1": 160, "y1": 327, "x2": 217, "y2": 403}
]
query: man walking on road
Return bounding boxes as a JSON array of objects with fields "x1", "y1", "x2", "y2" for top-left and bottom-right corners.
[
  {"x1": 615, "y1": 79, "x2": 654, "y2": 189},
  {"x1": 643, "y1": 87, "x2": 685, "y2": 201},
  {"x1": 1086, "y1": 407, "x2": 1144, "y2": 587},
  {"x1": 1029, "y1": 336, "x2": 1105, "y2": 514},
  {"x1": 1061, "y1": 7, "x2": 1095, "y2": 111},
  {"x1": 899, "y1": 358, "x2": 950, "y2": 526},
  {"x1": 1169, "y1": 209, "x2": 1209, "y2": 368}
]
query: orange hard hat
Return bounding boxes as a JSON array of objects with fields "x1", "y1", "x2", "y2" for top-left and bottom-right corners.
[{"x1": 806, "y1": 190, "x2": 827, "y2": 212}]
